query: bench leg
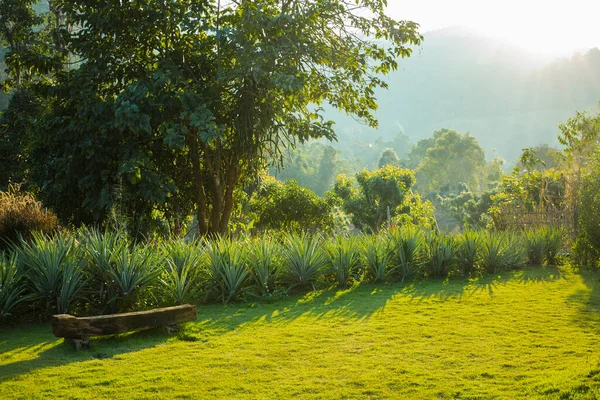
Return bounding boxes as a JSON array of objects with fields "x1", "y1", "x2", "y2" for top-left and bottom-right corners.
[
  {"x1": 166, "y1": 324, "x2": 180, "y2": 335},
  {"x1": 66, "y1": 337, "x2": 91, "y2": 351}
]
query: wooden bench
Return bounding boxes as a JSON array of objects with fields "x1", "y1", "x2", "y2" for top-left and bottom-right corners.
[{"x1": 52, "y1": 304, "x2": 197, "y2": 350}]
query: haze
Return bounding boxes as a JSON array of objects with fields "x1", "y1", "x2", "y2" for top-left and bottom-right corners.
[{"x1": 387, "y1": 0, "x2": 600, "y2": 55}]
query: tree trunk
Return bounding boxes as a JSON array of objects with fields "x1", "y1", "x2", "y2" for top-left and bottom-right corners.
[{"x1": 187, "y1": 134, "x2": 208, "y2": 236}]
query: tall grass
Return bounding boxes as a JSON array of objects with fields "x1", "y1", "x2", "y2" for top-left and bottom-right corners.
[
  {"x1": 524, "y1": 227, "x2": 563, "y2": 266},
  {"x1": 283, "y1": 233, "x2": 327, "y2": 290}
]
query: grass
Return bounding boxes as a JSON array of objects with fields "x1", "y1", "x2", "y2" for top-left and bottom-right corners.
[{"x1": 1, "y1": 265, "x2": 600, "y2": 399}]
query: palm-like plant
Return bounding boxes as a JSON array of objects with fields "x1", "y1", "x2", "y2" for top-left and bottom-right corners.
[
  {"x1": 390, "y1": 226, "x2": 425, "y2": 282},
  {"x1": 427, "y1": 233, "x2": 456, "y2": 278},
  {"x1": 80, "y1": 228, "x2": 128, "y2": 311},
  {"x1": 524, "y1": 229, "x2": 547, "y2": 265},
  {"x1": 0, "y1": 253, "x2": 31, "y2": 318},
  {"x1": 456, "y1": 230, "x2": 482, "y2": 276},
  {"x1": 480, "y1": 231, "x2": 525, "y2": 274},
  {"x1": 206, "y1": 238, "x2": 250, "y2": 303},
  {"x1": 326, "y1": 236, "x2": 361, "y2": 288},
  {"x1": 18, "y1": 233, "x2": 86, "y2": 315},
  {"x1": 361, "y1": 234, "x2": 392, "y2": 283},
  {"x1": 248, "y1": 236, "x2": 279, "y2": 295},
  {"x1": 109, "y1": 245, "x2": 159, "y2": 312},
  {"x1": 544, "y1": 227, "x2": 563, "y2": 265},
  {"x1": 160, "y1": 241, "x2": 203, "y2": 305},
  {"x1": 282, "y1": 233, "x2": 327, "y2": 290}
]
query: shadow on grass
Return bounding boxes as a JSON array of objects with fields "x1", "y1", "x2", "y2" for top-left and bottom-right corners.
[
  {"x1": 0, "y1": 326, "x2": 171, "y2": 382},
  {"x1": 568, "y1": 265, "x2": 600, "y2": 334},
  {"x1": 0, "y1": 265, "x2": 571, "y2": 381}
]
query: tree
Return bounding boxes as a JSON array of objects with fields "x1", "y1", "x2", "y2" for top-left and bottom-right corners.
[
  {"x1": 378, "y1": 148, "x2": 401, "y2": 168},
  {"x1": 247, "y1": 176, "x2": 334, "y2": 233},
  {"x1": 2, "y1": 0, "x2": 422, "y2": 235},
  {"x1": 332, "y1": 165, "x2": 434, "y2": 233},
  {"x1": 416, "y1": 129, "x2": 486, "y2": 193}
]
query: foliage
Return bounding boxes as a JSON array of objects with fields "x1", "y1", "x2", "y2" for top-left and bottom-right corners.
[
  {"x1": 456, "y1": 230, "x2": 482, "y2": 276},
  {"x1": 378, "y1": 148, "x2": 401, "y2": 168},
  {"x1": 160, "y1": 241, "x2": 203, "y2": 305},
  {"x1": 282, "y1": 233, "x2": 327, "y2": 290},
  {"x1": 389, "y1": 225, "x2": 425, "y2": 281},
  {"x1": 248, "y1": 236, "x2": 279, "y2": 296},
  {"x1": 0, "y1": 185, "x2": 58, "y2": 249},
  {"x1": 325, "y1": 236, "x2": 361, "y2": 288},
  {"x1": 206, "y1": 238, "x2": 250, "y2": 304},
  {"x1": 415, "y1": 129, "x2": 486, "y2": 193},
  {"x1": 0, "y1": 253, "x2": 28, "y2": 318},
  {"x1": 479, "y1": 231, "x2": 525, "y2": 274},
  {"x1": 247, "y1": 176, "x2": 334, "y2": 234},
  {"x1": 333, "y1": 165, "x2": 434, "y2": 233},
  {"x1": 361, "y1": 234, "x2": 392, "y2": 283},
  {"x1": 17, "y1": 232, "x2": 85, "y2": 316},
  {"x1": 1, "y1": 0, "x2": 422, "y2": 236},
  {"x1": 426, "y1": 233, "x2": 456, "y2": 278}
]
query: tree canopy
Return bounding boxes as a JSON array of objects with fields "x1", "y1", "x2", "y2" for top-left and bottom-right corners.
[{"x1": 0, "y1": 0, "x2": 422, "y2": 236}]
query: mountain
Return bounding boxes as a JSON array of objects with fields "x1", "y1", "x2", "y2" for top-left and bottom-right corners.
[{"x1": 326, "y1": 26, "x2": 600, "y2": 163}]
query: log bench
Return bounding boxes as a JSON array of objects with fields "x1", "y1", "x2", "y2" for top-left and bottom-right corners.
[{"x1": 52, "y1": 304, "x2": 197, "y2": 350}]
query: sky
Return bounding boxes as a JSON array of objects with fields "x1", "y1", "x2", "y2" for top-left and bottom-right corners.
[{"x1": 386, "y1": 0, "x2": 600, "y2": 55}]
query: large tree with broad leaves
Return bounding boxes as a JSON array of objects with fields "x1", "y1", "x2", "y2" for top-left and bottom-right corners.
[{"x1": 1, "y1": 0, "x2": 421, "y2": 236}]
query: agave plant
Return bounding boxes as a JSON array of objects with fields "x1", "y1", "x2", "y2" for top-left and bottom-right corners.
[
  {"x1": 480, "y1": 231, "x2": 525, "y2": 274},
  {"x1": 109, "y1": 244, "x2": 159, "y2": 312},
  {"x1": 390, "y1": 225, "x2": 425, "y2": 282},
  {"x1": 544, "y1": 227, "x2": 563, "y2": 265},
  {"x1": 0, "y1": 253, "x2": 31, "y2": 318},
  {"x1": 248, "y1": 236, "x2": 279, "y2": 295},
  {"x1": 18, "y1": 232, "x2": 86, "y2": 315},
  {"x1": 361, "y1": 234, "x2": 392, "y2": 283},
  {"x1": 427, "y1": 233, "x2": 456, "y2": 278},
  {"x1": 282, "y1": 232, "x2": 327, "y2": 290},
  {"x1": 206, "y1": 237, "x2": 250, "y2": 303},
  {"x1": 326, "y1": 236, "x2": 361, "y2": 288},
  {"x1": 456, "y1": 230, "x2": 482, "y2": 276},
  {"x1": 524, "y1": 229, "x2": 547, "y2": 266},
  {"x1": 160, "y1": 240, "x2": 203, "y2": 305},
  {"x1": 80, "y1": 228, "x2": 129, "y2": 311}
]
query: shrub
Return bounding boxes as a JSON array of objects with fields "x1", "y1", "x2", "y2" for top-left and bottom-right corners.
[
  {"x1": 325, "y1": 236, "x2": 361, "y2": 288},
  {"x1": 426, "y1": 233, "x2": 456, "y2": 278},
  {"x1": 0, "y1": 253, "x2": 30, "y2": 319},
  {"x1": 480, "y1": 231, "x2": 525, "y2": 274},
  {"x1": 248, "y1": 236, "x2": 279, "y2": 295},
  {"x1": 456, "y1": 229, "x2": 482, "y2": 275},
  {"x1": 283, "y1": 232, "x2": 327, "y2": 290},
  {"x1": 390, "y1": 225, "x2": 425, "y2": 281},
  {"x1": 18, "y1": 233, "x2": 86, "y2": 316},
  {"x1": 361, "y1": 234, "x2": 392, "y2": 283},
  {"x1": 0, "y1": 186, "x2": 58, "y2": 249},
  {"x1": 160, "y1": 240, "x2": 203, "y2": 305},
  {"x1": 206, "y1": 238, "x2": 250, "y2": 303}
]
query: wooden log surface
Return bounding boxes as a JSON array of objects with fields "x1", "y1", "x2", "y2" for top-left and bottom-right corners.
[{"x1": 52, "y1": 304, "x2": 197, "y2": 339}]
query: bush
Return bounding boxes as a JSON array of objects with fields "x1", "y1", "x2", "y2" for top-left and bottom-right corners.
[
  {"x1": 0, "y1": 186, "x2": 58, "y2": 249},
  {"x1": 390, "y1": 225, "x2": 425, "y2": 281},
  {"x1": 480, "y1": 231, "x2": 525, "y2": 274},
  {"x1": 456, "y1": 230, "x2": 482, "y2": 275},
  {"x1": 426, "y1": 233, "x2": 456, "y2": 278},
  {"x1": 206, "y1": 238, "x2": 250, "y2": 303},
  {"x1": 248, "y1": 236, "x2": 280, "y2": 296},
  {"x1": 160, "y1": 240, "x2": 204, "y2": 305},
  {"x1": 361, "y1": 234, "x2": 392, "y2": 283},
  {"x1": 325, "y1": 236, "x2": 361, "y2": 288},
  {"x1": 0, "y1": 253, "x2": 30, "y2": 319},
  {"x1": 283, "y1": 232, "x2": 327, "y2": 290}
]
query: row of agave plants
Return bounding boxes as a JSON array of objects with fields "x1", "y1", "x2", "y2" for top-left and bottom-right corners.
[{"x1": 0, "y1": 226, "x2": 563, "y2": 320}]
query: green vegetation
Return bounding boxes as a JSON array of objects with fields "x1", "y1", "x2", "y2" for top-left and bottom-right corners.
[{"x1": 2, "y1": 265, "x2": 600, "y2": 399}]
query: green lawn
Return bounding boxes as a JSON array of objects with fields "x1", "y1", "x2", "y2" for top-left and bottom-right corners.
[{"x1": 1, "y1": 266, "x2": 600, "y2": 399}]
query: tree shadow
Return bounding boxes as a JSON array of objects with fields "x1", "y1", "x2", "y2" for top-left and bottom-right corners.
[
  {"x1": 0, "y1": 326, "x2": 171, "y2": 381},
  {"x1": 568, "y1": 266, "x2": 600, "y2": 334}
]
